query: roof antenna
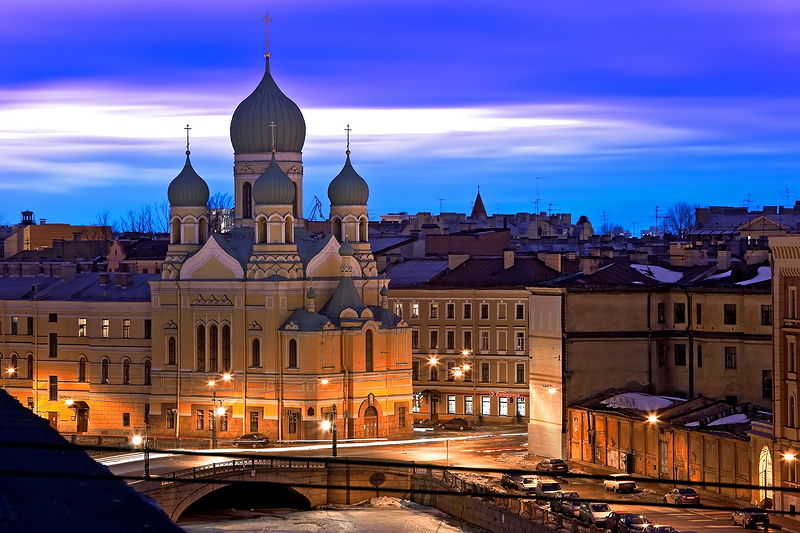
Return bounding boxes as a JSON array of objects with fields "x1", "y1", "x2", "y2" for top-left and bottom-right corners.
[
  {"x1": 345, "y1": 123, "x2": 352, "y2": 155},
  {"x1": 269, "y1": 121, "x2": 277, "y2": 153},
  {"x1": 184, "y1": 124, "x2": 191, "y2": 156},
  {"x1": 262, "y1": 13, "x2": 272, "y2": 59}
]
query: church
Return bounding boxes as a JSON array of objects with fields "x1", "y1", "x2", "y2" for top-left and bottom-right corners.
[{"x1": 0, "y1": 33, "x2": 414, "y2": 442}]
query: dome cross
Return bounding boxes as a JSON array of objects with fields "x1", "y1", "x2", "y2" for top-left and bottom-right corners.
[
  {"x1": 345, "y1": 123, "x2": 352, "y2": 154},
  {"x1": 269, "y1": 121, "x2": 277, "y2": 153},
  {"x1": 184, "y1": 124, "x2": 191, "y2": 155},
  {"x1": 262, "y1": 13, "x2": 272, "y2": 58}
]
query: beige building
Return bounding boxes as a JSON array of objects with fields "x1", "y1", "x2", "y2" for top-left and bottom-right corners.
[{"x1": 3, "y1": 211, "x2": 110, "y2": 259}]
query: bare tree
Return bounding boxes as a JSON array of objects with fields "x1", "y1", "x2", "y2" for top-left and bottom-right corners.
[
  {"x1": 153, "y1": 201, "x2": 170, "y2": 234},
  {"x1": 663, "y1": 202, "x2": 697, "y2": 238},
  {"x1": 207, "y1": 192, "x2": 234, "y2": 234}
]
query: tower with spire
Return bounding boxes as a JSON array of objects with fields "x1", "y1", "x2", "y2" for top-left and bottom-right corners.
[{"x1": 470, "y1": 187, "x2": 487, "y2": 219}]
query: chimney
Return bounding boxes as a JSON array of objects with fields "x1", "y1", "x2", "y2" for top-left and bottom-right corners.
[
  {"x1": 503, "y1": 250, "x2": 515, "y2": 270},
  {"x1": 448, "y1": 254, "x2": 469, "y2": 270},
  {"x1": 580, "y1": 257, "x2": 601, "y2": 276},
  {"x1": 629, "y1": 252, "x2": 649, "y2": 264},
  {"x1": 538, "y1": 252, "x2": 562, "y2": 273},
  {"x1": 72, "y1": 232, "x2": 81, "y2": 242},
  {"x1": 716, "y1": 250, "x2": 732, "y2": 271},
  {"x1": 60, "y1": 263, "x2": 78, "y2": 283},
  {"x1": 99, "y1": 272, "x2": 110, "y2": 286},
  {"x1": 39, "y1": 218, "x2": 46, "y2": 225},
  {"x1": 114, "y1": 272, "x2": 133, "y2": 288},
  {"x1": 745, "y1": 249, "x2": 769, "y2": 266}
]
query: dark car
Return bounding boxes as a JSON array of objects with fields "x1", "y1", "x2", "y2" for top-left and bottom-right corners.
[
  {"x1": 501, "y1": 473, "x2": 537, "y2": 492},
  {"x1": 643, "y1": 526, "x2": 678, "y2": 533},
  {"x1": 436, "y1": 417, "x2": 473, "y2": 430},
  {"x1": 664, "y1": 487, "x2": 700, "y2": 506},
  {"x1": 232, "y1": 433, "x2": 270, "y2": 448},
  {"x1": 550, "y1": 490, "x2": 580, "y2": 517},
  {"x1": 535, "y1": 458, "x2": 569, "y2": 474},
  {"x1": 614, "y1": 514, "x2": 651, "y2": 533},
  {"x1": 731, "y1": 507, "x2": 770, "y2": 529}
]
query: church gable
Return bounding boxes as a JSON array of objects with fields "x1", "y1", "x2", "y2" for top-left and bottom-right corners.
[
  {"x1": 306, "y1": 237, "x2": 360, "y2": 278},
  {"x1": 180, "y1": 238, "x2": 245, "y2": 280}
]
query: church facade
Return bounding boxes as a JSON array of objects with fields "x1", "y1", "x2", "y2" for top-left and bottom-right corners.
[{"x1": 0, "y1": 40, "x2": 413, "y2": 443}]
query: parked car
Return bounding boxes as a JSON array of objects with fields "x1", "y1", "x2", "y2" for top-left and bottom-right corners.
[
  {"x1": 579, "y1": 502, "x2": 613, "y2": 525},
  {"x1": 550, "y1": 490, "x2": 580, "y2": 518},
  {"x1": 643, "y1": 526, "x2": 678, "y2": 533},
  {"x1": 535, "y1": 458, "x2": 569, "y2": 474},
  {"x1": 604, "y1": 473, "x2": 638, "y2": 493},
  {"x1": 610, "y1": 513, "x2": 651, "y2": 533},
  {"x1": 533, "y1": 479, "x2": 562, "y2": 501},
  {"x1": 232, "y1": 433, "x2": 270, "y2": 448},
  {"x1": 436, "y1": 417, "x2": 473, "y2": 430},
  {"x1": 500, "y1": 473, "x2": 538, "y2": 492},
  {"x1": 664, "y1": 487, "x2": 700, "y2": 506},
  {"x1": 731, "y1": 507, "x2": 770, "y2": 529}
]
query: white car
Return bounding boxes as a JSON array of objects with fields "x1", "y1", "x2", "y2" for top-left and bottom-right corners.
[
  {"x1": 580, "y1": 502, "x2": 613, "y2": 525},
  {"x1": 604, "y1": 473, "x2": 637, "y2": 493}
]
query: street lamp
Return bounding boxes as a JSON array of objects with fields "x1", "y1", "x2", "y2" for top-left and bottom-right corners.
[
  {"x1": 207, "y1": 379, "x2": 227, "y2": 448},
  {"x1": 784, "y1": 451, "x2": 797, "y2": 461},
  {"x1": 647, "y1": 414, "x2": 659, "y2": 424},
  {"x1": 462, "y1": 349, "x2": 478, "y2": 424},
  {"x1": 131, "y1": 426, "x2": 150, "y2": 477},
  {"x1": 329, "y1": 404, "x2": 338, "y2": 456}
]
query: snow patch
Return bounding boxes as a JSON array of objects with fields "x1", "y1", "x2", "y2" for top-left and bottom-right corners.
[
  {"x1": 706, "y1": 270, "x2": 732, "y2": 280},
  {"x1": 600, "y1": 392, "x2": 680, "y2": 412},
  {"x1": 736, "y1": 266, "x2": 771, "y2": 286},
  {"x1": 685, "y1": 413, "x2": 750, "y2": 427},
  {"x1": 630, "y1": 264, "x2": 683, "y2": 283},
  {"x1": 365, "y1": 497, "x2": 407, "y2": 508}
]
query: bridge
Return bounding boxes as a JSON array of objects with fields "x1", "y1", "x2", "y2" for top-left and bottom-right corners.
[{"x1": 133, "y1": 457, "x2": 413, "y2": 521}]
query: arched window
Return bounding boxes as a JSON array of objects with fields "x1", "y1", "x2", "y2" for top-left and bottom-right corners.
[
  {"x1": 101, "y1": 358, "x2": 109, "y2": 384},
  {"x1": 307, "y1": 407, "x2": 315, "y2": 416},
  {"x1": 251, "y1": 338, "x2": 261, "y2": 367},
  {"x1": 171, "y1": 217, "x2": 181, "y2": 244},
  {"x1": 209, "y1": 324, "x2": 218, "y2": 372},
  {"x1": 196, "y1": 325, "x2": 206, "y2": 372},
  {"x1": 10, "y1": 354, "x2": 18, "y2": 379},
  {"x1": 791, "y1": 396, "x2": 796, "y2": 428},
  {"x1": 257, "y1": 217, "x2": 267, "y2": 244},
  {"x1": 26, "y1": 354, "x2": 32, "y2": 380},
  {"x1": 122, "y1": 358, "x2": 131, "y2": 385},
  {"x1": 78, "y1": 356, "x2": 87, "y2": 382},
  {"x1": 288, "y1": 339, "x2": 298, "y2": 368},
  {"x1": 365, "y1": 330, "x2": 374, "y2": 372},
  {"x1": 167, "y1": 336, "x2": 176, "y2": 365},
  {"x1": 359, "y1": 217, "x2": 368, "y2": 242},
  {"x1": 199, "y1": 217, "x2": 208, "y2": 243},
  {"x1": 332, "y1": 218, "x2": 342, "y2": 240},
  {"x1": 284, "y1": 218, "x2": 293, "y2": 243},
  {"x1": 243, "y1": 182, "x2": 253, "y2": 219},
  {"x1": 222, "y1": 325, "x2": 231, "y2": 372},
  {"x1": 144, "y1": 359, "x2": 152, "y2": 386}
]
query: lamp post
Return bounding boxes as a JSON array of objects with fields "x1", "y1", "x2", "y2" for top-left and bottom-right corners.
[
  {"x1": 3, "y1": 366, "x2": 15, "y2": 389},
  {"x1": 462, "y1": 349, "x2": 477, "y2": 424},
  {"x1": 131, "y1": 426, "x2": 150, "y2": 478},
  {"x1": 331, "y1": 403, "x2": 338, "y2": 457},
  {"x1": 207, "y1": 373, "x2": 231, "y2": 449}
]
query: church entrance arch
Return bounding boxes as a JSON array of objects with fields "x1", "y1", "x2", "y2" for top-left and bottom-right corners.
[{"x1": 363, "y1": 406, "x2": 378, "y2": 438}]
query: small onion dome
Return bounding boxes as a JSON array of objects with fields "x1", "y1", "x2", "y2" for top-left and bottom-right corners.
[
  {"x1": 380, "y1": 285, "x2": 389, "y2": 297},
  {"x1": 168, "y1": 153, "x2": 210, "y2": 207},
  {"x1": 306, "y1": 287, "x2": 316, "y2": 299},
  {"x1": 230, "y1": 58, "x2": 306, "y2": 154},
  {"x1": 338, "y1": 241, "x2": 355, "y2": 257},
  {"x1": 327, "y1": 153, "x2": 369, "y2": 206},
  {"x1": 253, "y1": 154, "x2": 296, "y2": 205}
]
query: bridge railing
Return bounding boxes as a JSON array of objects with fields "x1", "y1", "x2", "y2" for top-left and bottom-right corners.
[{"x1": 158, "y1": 457, "x2": 329, "y2": 486}]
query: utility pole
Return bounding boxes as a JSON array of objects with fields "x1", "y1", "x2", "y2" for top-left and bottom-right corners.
[
  {"x1": 655, "y1": 205, "x2": 661, "y2": 235},
  {"x1": 331, "y1": 403, "x2": 338, "y2": 457},
  {"x1": 533, "y1": 176, "x2": 542, "y2": 213}
]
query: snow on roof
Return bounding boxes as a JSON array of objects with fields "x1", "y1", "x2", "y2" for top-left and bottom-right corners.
[
  {"x1": 600, "y1": 392, "x2": 682, "y2": 412},
  {"x1": 706, "y1": 270, "x2": 732, "y2": 280},
  {"x1": 685, "y1": 413, "x2": 750, "y2": 427},
  {"x1": 736, "y1": 266, "x2": 771, "y2": 286},
  {"x1": 630, "y1": 264, "x2": 683, "y2": 284}
]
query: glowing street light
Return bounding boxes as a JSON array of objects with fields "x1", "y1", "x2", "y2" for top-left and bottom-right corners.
[
  {"x1": 207, "y1": 379, "x2": 217, "y2": 387},
  {"x1": 64, "y1": 399, "x2": 74, "y2": 406},
  {"x1": 647, "y1": 414, "x2": 659, "y2": 424},
  {"x1": 221, "y1": 372, "x2": 232, "y2": 382},
  {"x1": 547, "y1": 386, "x2": 558, "y2": 394},
  {"x1": 215, "y1": 406, "x2": 226, "y2": 417},
  {"x1": 784, "y1": 452, "x2": 797, "y2": 461},
  {"x1": 5, "y1": 367, "x2": 16, "y2": 376},
  {"x1": 428, "y1": 356, "x2": 439, "y2": 366},
  {"x1": 319, "y1": 378, "x2": 330, "y2": 385},
  {"x1": 452, "y1": 368, "x2": 464, "y2": 379},
  {"x1": 131, "y1": 434, "x2": 143, "y2": 447},
  {"x1": 321, "y1": 419, "x2": 332, "y2": 431}
]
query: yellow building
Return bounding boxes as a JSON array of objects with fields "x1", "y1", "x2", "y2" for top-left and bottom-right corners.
[{"x1": 0, "y1": 38, "x2": 413, "y2": 443}]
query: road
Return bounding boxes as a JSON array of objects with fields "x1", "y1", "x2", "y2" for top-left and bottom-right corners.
[{"x1": 104, "y1": 428, "x2": 797, "y2": 532}]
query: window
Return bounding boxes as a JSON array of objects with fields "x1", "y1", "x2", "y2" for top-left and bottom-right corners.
[
  {"x1": 48, "y1": 333, "x2": 57, "y2": 358},
  {"x1": 11, "y1": 316, "x2": 18, "y2": 335},
  {"x1": 101, "y1": 358, "x2": 109, "y2": 384},
  {"x1": 101, "y1": 319, "x2": 110, "y2": 338},
  {"x1": 251, "y1": 338, "x2": 261, "y2": 367},
  {"x1": 479, "y1": 331, "x2": 489, "y2": 350},
  {"x1": 9, "y1": 354, "x2": 17, "y2": 378},
  {"x1": 196, "y1": 325, "x2": 205, "y2": 371},
  {"x1": 465, "y1": 396, "x2": 473, "y2": 415},
  {"x1": 219, "y1": 412, "x2": 228, "y2": 432},
  {"x1": 515, "y1": 304, "x2": 525, "y2": 320},
  {"x1": 674, "y1": 344, "x2": 686, "y2": 366},
  {"x1": 674, "y1": 303, "x2": 686, "y2": 324},
  {"x1": 48, "y1": 375, "x2": 58, "y2": 401},
  {"x1": 446, "y1": 361, "x2": 455, "y2": 381},
  {"x1": 791, "y1": 397, "x2": 796, "y2": 428},
  {"x1": 480, "y1": 303, "x2": 489, "y2": 320},
  {"x1": 790, "y1": 341, "x2": 797, "y2": 373},
  {"x1": 480, "y1": 362, "x2": 490, "y2": 382},
  {"x1": 78, "y1": 318, "x2": 87, "y2": 337},
  {"x1": 394, "y1": 302, "x2": 403, "y2": 318},
  {"x1": 168, "y1": 337, "x2": 176, "y2": 365},
  {"x1": 26, "y1": 355, "x2": 32, "y2": 380},
  {"x1": 144, "y1": 359, "x2": 151, "y2": 385},
  {"x1": 78, "y1": 357, "x2": 87, "y2": 382},
  {"x1": 516, "y1": 397, "x2": 526, "y2": 417},
  {"x1": 657, "y1": 343, "x2": 666, "y2": 366},
  {"x1": 249, "y1": 411, "x2": 259, "y2": 433},
  {"x1": 209, "y1": 324, "x2": 218, "y2": 372},
  {"x1": 365, "y1": 330, "x2": 374, "y2": 372},
  {"x1": 398, "y1": 406, "x2": 407, "y2": 428},
  {"x1": 463, "y1": 330, "x2": 473, "y2": 350},
  {"x1": 412, "y1": 360, "x2": 419, "y2": 381},
  {"x1": 243, "y1": 181, "x2": 252, "y2": 218},
  {"x1": 411, "y1": 330, "x2": 419, "y2": 350},
  {"x1": 122, "y1": 413, "x2": 130, "y2": 427},
  {"x1": 48, "y1": 313, "x2": 57, "y2": 323},
  {"x1": 724, "y1": 304, "x2": 737, "y2": 325},
  {"x1": 657, "y1": 303, "x2": 665, "y2": 324},
  {"x1": 288, "y1": 412, "x2": 297, "y2": 434},
  {"x1": 481, "y1": 396, "x2": 491, "y2": 415},
  {"x1": 447, "y1": 394, "x2": 456, "y2": 414},
  {"x1": 196, "y1": 409, "x2": 205, "y2": 430},
  {"x1": 697, "y1": 344, "x2": 703, "y2": 368},
  {"x1": 222, "y1": 324, "x2": 231, "y2": 372},
  {"x1": 208, "y1": 410, "x2": 215, "y2": 431},
  {"x1": 515, "y1": 331, "x2": 525, "y2": 351},
  {"x1": 412, "y1": 394, "x2": 421, "y2": 413},
  {"x1": 123, "y1": 319, "x2": 131, "y2": 339},
  {"x1": 791, "y1": 286, "x2": 799, "y2": 319},
  {"x1": 498, "y1": 303, "x2": 507, "y2": 320},
  {"x1": 446, "y1": 303, "x2": 455, "y2": 319},
  {"x1": 288, "y1": 339, "x2": 298, "y2": 368},
  {"x1": 762, "y1": 305, "x2": 773, "y2": 326},
  {"x1": 429, "y1": 364, "x2": 439, "y2": 381},
  {"x1": 429, "y1": 330, "x2": 439, "y2": 350},
  {"x1": 463, "y1": 303, "x2": 472, "y2": 320},
  {"x1": 499, "y1": 397, "x2": 509, "y2": 416},
  {"x1": 763, "y1": 370, "x2": 773, "y2": 400},
  {"x1": 430, "y1": 303, "x2": 439, "y2": 319},
  {"x1": 516, "y1": 363, "x2": 525, "y2": 384},
  {"x1": 144, "y1": 319, "x2": 152, "y2": 339},
  {"x1": 696, "y1": 303, "x2": 702, "y2": 324},
  {"x1": 122, "y1": 359, "x2": 131, "y2": 384},
  {"x1": 166, "y1": 409, "x2": 175, "y2": 429},
  {"x1": 725, "y1": 347, "x2": 737, "y2": 369},
  {"x1": 411, "y1": 303, "x2": 419, "y2": 319},
  {"x1": 27, "y1": 316, "x2": 33, "y2": 335},
  {"x1": 446, "y1": 330, "x2": 455, "y2": 350}
]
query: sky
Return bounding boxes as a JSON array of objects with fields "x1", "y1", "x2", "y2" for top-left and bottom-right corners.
[{"x1": 1, "y1": 1, "x2": 800, "y2": 230}]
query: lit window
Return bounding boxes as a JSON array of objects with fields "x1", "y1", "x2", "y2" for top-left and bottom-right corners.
[
  {"x1": 101, "y1": 319, "x2": 110, "y2": 338},
  {"x1": 481, "y1": 396, "x2": 491, "y2": 416},
  {"x1": 499, "y1": 397, "x2": 509, "y2": 416},
  {"x1": 515, "y1": 331, "x2": 525, "y2": 351},
  {"x1": 411, "y1": 303, "x2": 420, "y2": 319},
  {"x1": 122, "y1": 319, "x2": 131, "y2": 339},
  {"x1": 430, "y1": 303, "x2": 439, "y2": 319},
  {"x1": 464, "y1": 396, "x2": 473, "y2": 415},
  {"x1": 516, "y1": 397, "x2": 526, "y2": 417},
  {"x1": 480, "y1": 331, "x2": 490, "y2": 350},
  {"x1": 447, "y1": 394, "x2": 456, "y2": 414},
  {"x1": 78, "y1": 318, "x2": 87, "y2": 337},
  {"x1": 394, "y1": 302, "x2": 403, "y2": 318}
]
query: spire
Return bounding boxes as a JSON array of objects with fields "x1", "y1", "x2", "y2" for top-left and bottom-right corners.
[
  {"x1": 471, "y1": 187, "x2": 487, "y2": 219},
  {"x1": 262, "y1": 13, "x2": 272, "y2": 58},
  {"x1": 184, "y1": 124, "x2": 191, "y2": 155},
  {"x1": 345, "y1": 123, "x2": 352, "y2": 155},
  {"x1": 269, "y1": 121, "x2": 277, "y2": 153}
]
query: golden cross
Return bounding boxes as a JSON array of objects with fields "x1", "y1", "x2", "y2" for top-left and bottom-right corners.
[
  {"x1": 262, "y1": 13, "x2": 272, "y2": 58},
  {"x1": 269, "y1": 121, "x2": 277, "y2": 153},
  {"x1": 345, "y1": 124, "x2": 352, "y2": 153},
  {"x1": 184, "y1": 124, "x2": 191, "y2": 154}
]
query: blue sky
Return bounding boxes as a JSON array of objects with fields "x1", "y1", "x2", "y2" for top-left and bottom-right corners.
[{"x1": 1, "y1": 1, "x2": 799, "y2": 230}]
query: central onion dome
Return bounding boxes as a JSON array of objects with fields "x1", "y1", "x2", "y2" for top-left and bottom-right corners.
[
  {"x1": 168, "y1": 152, "x2": 210, "y2": 207},
  {"x1": 230, "y1": 58, "x2": 306, "y2": 154},
  {"x1": 253, "y1": 154, "x2": 296, "y2": 205},
  {"x1": 328, "y1": 152, "x2": 369, "y2": 206}
]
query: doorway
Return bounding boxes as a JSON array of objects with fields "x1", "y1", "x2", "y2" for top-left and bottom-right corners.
[
  {"x1": 47, "y1": 412, "x2": 58, "y2": 430},
  {"x1": 363, "y1": 406, "x2": 378, "y2": 438},
  {"x1": 76, "y1": 408, "x2": 89, "y2": 432}
]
